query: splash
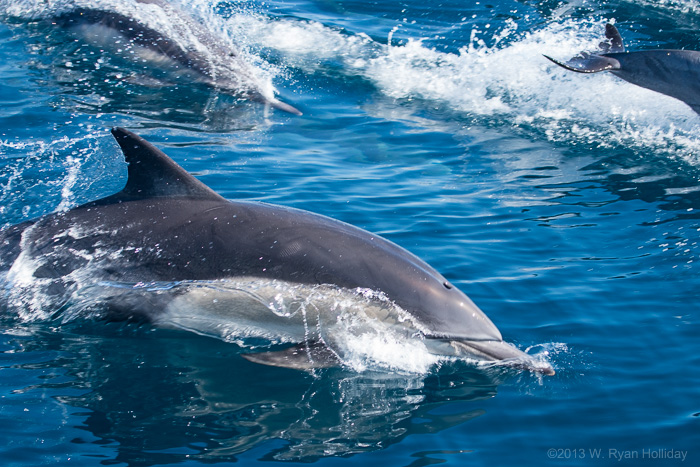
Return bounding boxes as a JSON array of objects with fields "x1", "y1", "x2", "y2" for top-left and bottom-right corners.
[
  {"x1": 232, "y1": 13, "x2": 700, "y2": 166},
  {"x1": 633, "y1": 0, "x2": 700, "y2": 14},
  {"x1": 0, "y1": 269, "x2": 544, "y2": 375},
  {"x1": 155, "y1": 278, "x2": 440, "y2": 374},
  {"x1": 0, "y1": 0, "x2": 285, "y2": 113},
  {"x1": 0, "y1": 128, "x2": 109, "y2": 226}
]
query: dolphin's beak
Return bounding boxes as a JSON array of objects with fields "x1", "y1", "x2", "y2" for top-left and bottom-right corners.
[{"x1": 452, "y1": 339, "x2": 555, "y2": 376}]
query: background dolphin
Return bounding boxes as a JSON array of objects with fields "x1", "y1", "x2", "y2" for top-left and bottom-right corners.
[
  {"x1": 0, "y1": 128, "x2": 553, "y2": 375},
  {"x1": 51, "y1": 0, "x2": 301, "y2": 115},
  {"x1": 545, "y1": 24, "x2": 700, "y2": 114}
]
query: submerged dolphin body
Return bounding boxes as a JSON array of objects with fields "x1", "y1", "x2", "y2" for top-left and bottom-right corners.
[
  {"x1": 0, "y1": 128, "x2": 553, "y2": 375},
  {"x1": 545, "y1": 24, "x2": 700, "y2": 114},
  {"x1": 50, "y1": 0, "x2": 301, "y2": 115}
]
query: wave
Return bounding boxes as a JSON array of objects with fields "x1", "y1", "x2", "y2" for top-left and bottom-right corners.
[
  {"x1": 231, "y1": 12, "x2": 700, "y2": 166},
  {"x1": 0, "y1": 0, "x2": 291, "y2": 123},
  {"x1": 4, "y1": 2, "x2": 699, "y2": 167}
]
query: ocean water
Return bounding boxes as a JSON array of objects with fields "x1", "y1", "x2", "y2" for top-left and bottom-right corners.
[{"x1": 0, "y1": 0, "x2": 698, "y2": 465}]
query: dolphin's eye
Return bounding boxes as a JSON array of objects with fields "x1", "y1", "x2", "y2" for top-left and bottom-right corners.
[{"x1": 443, "y1": 281, "x2": 453, "y2": 289}]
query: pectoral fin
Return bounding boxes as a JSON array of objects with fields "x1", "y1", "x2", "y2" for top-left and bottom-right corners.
[
  {"x1": 544, "y1": 53, "x2": 621, "y2": 73},
  {"x1": 268, "y1": 99, "x2": 303, "y2": 116},
  {"x1": 241, "y1": 342, "x2": 340, "y2": 369}
]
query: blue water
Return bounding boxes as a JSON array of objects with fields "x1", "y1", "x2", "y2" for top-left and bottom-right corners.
[{"x1": 1, "y1": 0, "x2": 699, "y2": 465}]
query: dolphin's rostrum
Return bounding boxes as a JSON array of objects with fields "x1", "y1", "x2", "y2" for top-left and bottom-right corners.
[
  {"x1": 0, "y1": 128, "x2": 553, "y2": 375},
  {"x1": 545, "y1": 23, "x2": 700, "y2": 114}
]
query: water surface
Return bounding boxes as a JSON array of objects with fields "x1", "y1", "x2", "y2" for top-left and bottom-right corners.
[{"x1": 1, "y1": 0, "x2": 698, "y2": 465}]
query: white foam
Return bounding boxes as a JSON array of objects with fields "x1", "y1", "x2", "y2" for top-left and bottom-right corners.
[
  {"x1": 0, "y1": 0, "x2": 282, "y2": 103},
  {"x1": 4, "y1": 2, "x2": 700, "y2": 165},
  {"x1": 634, "y1": 0, "x2": 700, "y2": 14},
  {"x1": 4, "y1": 240, "x2": 57, "y2": 322},
  {"x1": 155, "y1": 278, "x2": 439, "y2": 373},
  {"x1": 230, "y1": 14, "x2": 700, "y2": 166},
  {"x1": 0, "y1": 131, "x2": 103, "y2": 226}
]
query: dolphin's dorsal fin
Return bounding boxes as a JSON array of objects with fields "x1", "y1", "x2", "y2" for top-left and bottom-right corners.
[
  {"x1": 109, "y1": 127, "x2": 225, "y2": 202},
  {"x1": 605, "y1": 23, "x2": 625, "y2": 53}
]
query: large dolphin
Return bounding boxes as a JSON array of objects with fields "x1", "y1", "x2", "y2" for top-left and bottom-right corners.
[
  {"x1": 545, "y1": 24, "x2": 700, "y2": 114},
  {"x1": 0, "y1": 128, "x2": 553, "y2": 375},
  {"x1": 50, "y1": 0, "x2": 301, "y2": 115}
]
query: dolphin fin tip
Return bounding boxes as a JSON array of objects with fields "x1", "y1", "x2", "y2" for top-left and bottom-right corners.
[
  {"x1": 270, "y1": 99, "x2": 303, "y2": 116},
  {"x1": 545, "y1": 53, "x2": 620, "y2": 73},
  {"x1": 543, "y1": 54, "x2": 563, "y2": 66},
  {"x1": 111, "y1": 126, "x2": 131, "y2": 139}
]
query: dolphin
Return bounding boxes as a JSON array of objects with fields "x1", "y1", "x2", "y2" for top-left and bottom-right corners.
[
  {"x1": 49, "y1": 0, "x2": 301, "y2": 115},
  {"x1": 0, "y1": 128, "x2": 553, "y2": 375},
  {"x1": 545, "y1": 23, "x2": 700, "y2": 114}
]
